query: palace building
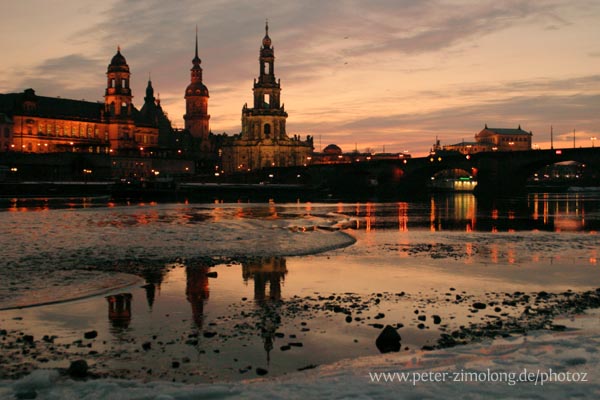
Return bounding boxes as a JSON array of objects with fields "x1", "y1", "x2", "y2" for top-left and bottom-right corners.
[
  {"x1": 442, "y1": 125, "x2": 533, "y2": 154},
  {"x1": 220, "y1": 23, "x2": 313, "y2": 173},
  {"x1": 0, "y1": 47, "x2": 168, "y2": 155},
  {"x1": 1, "y1": 24, "x2": 314, "y2": 178}
]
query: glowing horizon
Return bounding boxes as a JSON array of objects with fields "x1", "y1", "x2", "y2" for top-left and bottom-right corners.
[{"x1": 1, "y1": 0, "x2": 599, "y2": 156}]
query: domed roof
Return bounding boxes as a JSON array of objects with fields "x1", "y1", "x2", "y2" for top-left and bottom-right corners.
[
  {"x1": 323, "y1": 144, "x2": 342, "y2": 154},
  {"x1": 108, "y1": 47, "x2": 129, "y2": 73},
  {"x1": 185, "y1": 81, "x2": 209, "y2": 97}
]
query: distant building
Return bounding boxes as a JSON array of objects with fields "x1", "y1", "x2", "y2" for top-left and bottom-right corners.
[
  {"x1": 220, "y1": 23, "x2": 313, "y2": 173},
  {"x1": 310, "y1": 143, "x2": 410, "y2": 164},
  {"x1": 442, "y1": 125, "x2": 533, "y2": 154}
]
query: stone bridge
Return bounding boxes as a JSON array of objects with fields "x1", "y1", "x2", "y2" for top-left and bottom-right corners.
[{"x1": 269, "y1": 147, "x2": 600, "y2": 198}]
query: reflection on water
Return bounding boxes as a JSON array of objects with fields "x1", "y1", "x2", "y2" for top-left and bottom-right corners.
[
  {"x1": 338, "y1": 193, "x2": 600, "y2": 232},
  {"x1": 2, "y1": 194, "x2": 600, "y2": 382},
  {"x1": 242, "y1": 257, "x2": 287, "y2": 363},
  {"x1": 186, "y1": 265, "x2": 210, "y2": 328},
  {"x1": 2, "y1": 192, "x2": 598, "y2": 232},
  {"x1": 106, "y1": 293, "x2": 132, "y2": 331}
]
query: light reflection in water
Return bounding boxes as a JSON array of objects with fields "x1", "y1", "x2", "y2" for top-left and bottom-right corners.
[{"x1": 342, "y1": 193, "x2": 599, "y2": 233}]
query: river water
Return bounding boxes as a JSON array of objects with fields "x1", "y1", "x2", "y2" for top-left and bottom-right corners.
[{"x1": 0, "y1": 192, "x2": 599, "y2": 383}]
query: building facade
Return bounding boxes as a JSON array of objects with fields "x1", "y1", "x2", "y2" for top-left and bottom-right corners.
[
  {"x1": 442, "y1": 125, "x2": 533, "y2": 154},
  {"x1": 220, "y1": 23, "x2": 313, "y2": 173},
  {"x1": 0, "y1": 48, "x2": 165, "y2": 155}
]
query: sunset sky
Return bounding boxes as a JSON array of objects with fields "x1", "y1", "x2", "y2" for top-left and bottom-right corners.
[{"x1": 1, "y1": 0, "x2": 599, "y2": 156}]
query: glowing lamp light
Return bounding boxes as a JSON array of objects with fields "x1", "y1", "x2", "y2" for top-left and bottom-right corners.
[
  {"x1": 555, "y1": 150, "x2": 562, "y2": 155},
  {"x1": 466, "y1": 155, "x2": 471, "y2": 160}
]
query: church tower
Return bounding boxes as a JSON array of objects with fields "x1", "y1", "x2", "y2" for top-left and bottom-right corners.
[
  {"x1": 220, "y1": 22, "x2": 313, "y2": 173},
  {"x1": 104, "y1": 47, "x2": 136, "y2": 150},
  {"x1": 104, "y1": 47, "x2": 133, "y2": 119},
  {"x1": 241, "y1": 21, "x2": 288, "y2": 141},
  {"x1": 184, "y1": 28, "x2": 210, "y2": 153}
]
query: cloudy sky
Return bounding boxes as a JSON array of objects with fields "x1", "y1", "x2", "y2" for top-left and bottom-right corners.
[{"x1": 1, "y1": 0, "x2": 599, "y2": 155}]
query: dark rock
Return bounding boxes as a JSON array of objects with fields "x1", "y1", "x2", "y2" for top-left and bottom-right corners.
[
  {"x1": 203, "y1": 331, "x2": 217, "y2": 338},
  {"x1": 256, "y1": 367, "x2": 268, "y2": 376},
  {"x1": 142, "y1": 342, "x2": 152, "y2": 351},
  {"x1": 206, "y1": 272, "x2": 218, "y2": 278},
  {"x1": 345, "y1": 315, "x2": 352, "y2": 323},
  {"x1": 280, "y1": 345, "x2": 291, "y2": 351},
  {"x1": 375, "y1": 325, "x2": 401, "y2": 353},
  {"x1": 372, "y1": 323, "x2": 384, "y2": 329},
  {"x1": 473, "y1": 302, "x2": 487, "y2": 310},
  {"x1": 417, "y1": 315, "x2": 426, "y2": 321},
  {"x1": 23, "y1": 335, "x2": 34, "y2": 345},
  {"x1": 274, "y1": 332, "x2": 285, "y2": 338},
  {"x1": 374, "y1": 313, "x2": 385, "y2": 320},
  {"x1": 84, "y1": 331, "x2": 97, "y2": 340},
  {"x1": 289, "y1": 342, "x2": 303, "y2": 347},
  {"x1": 432, "y1": 315, "x2": 441, "y2": 324},
  {"x1": 67, "y1": 359, "x2": 88, "y2": 378},
  {"x1": 172, "y1": 361, "x2": 180, "y2": 368}
]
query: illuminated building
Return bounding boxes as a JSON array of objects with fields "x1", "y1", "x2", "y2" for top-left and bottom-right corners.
[
  {"x1": 309, "y1": 143, "x2": 410, "y2": 164},
  {"x1": 442, "y1": 125, "x2": 533, "y2": 154},
  {"x1": 220, "y1": 22, "x2": 313, "y2": 173},
  {"x1": 184, "y1": 29, "x2": 211, "y2": 153},
  {"x1": 0, "y1": 48, "x2": 166, "y2": 154}
]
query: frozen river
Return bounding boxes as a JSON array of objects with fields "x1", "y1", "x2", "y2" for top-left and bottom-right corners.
[{"x1": 1, "y1": 193, "x2": 599, "y2": 398}]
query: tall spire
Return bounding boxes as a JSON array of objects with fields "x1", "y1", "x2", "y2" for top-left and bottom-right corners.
[
  {"x1": 192, "y1": 25, "x2": 201, "y2": 65},
  {"x1": 195, "y1": 25, "x2": 199, "y2": 60}
]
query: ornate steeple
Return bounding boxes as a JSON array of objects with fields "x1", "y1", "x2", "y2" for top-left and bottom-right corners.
[
  {"x1": 184, "y1": 27, "x2": 210, "y2": 150},
  {"x1": 258, "y1": 20, "x2": 276, "y2": 87},
  {"x1": 191, "y1": 25, "x2": 203, "y2": 82},
  {"x1": 104, "y1": 46, "x2": 132, "y2": 118},
  {"x1": 144, "y1": 77, "x2": 155, "y2": 104}
]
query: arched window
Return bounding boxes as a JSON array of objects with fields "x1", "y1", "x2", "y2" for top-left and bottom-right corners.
[
  {"x1": 264, "y1": 62, "x2": 270, "y2": 74},
  {"x1": 264, "y1": 123, "x2": 271, "y2": 137},
  {"x1": 111, "y1": 79, "x2": 116, "y2": 88}
]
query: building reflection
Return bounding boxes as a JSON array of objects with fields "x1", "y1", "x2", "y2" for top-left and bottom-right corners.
[
  {"x1": 242, "y1": 257, "x2": 287, "y2": 363},
  {"x1": 342, "y1": 193, "x2": 597, "y2": 233},
  {"x1": 106, "y1": 293, "x2": 132, "y2": 330},
  {"x1": 140, "y1": 267, "x2": 167, "y2": 309},
  {"x1": 186, "y1": 264, "x2": 210, "y2": 329}
]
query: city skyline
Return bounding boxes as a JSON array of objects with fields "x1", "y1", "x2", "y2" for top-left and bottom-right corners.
[{"x1": 1, "y1": 0, "x2": 599, "y2": 156}]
